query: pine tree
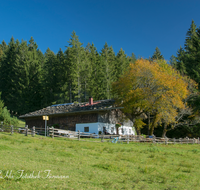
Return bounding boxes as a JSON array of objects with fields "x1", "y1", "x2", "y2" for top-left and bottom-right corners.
[
  {"x1": 175, "y1": 47, "x2": 187, "y2": 75},
  {"x1": 151, "y1": 47, "x2": 164, "y2": 60},
  {"x1": 0, "y1": 40, "x2": 7, "y2": 68},
  {"x1": 21, "y1": 37, "x2": 43, "y2": 113},
  {"x1": 43, "y1": 48, "x2": 57, "y2": 105},
  {"x1": 100, "y1": 43, "x2": 116, "y2": 99},
  {"x1": 65, "y1": 31, "x2": 85, "y2": 102},
  {"x1": 184, "y1": 20, "x2": 200, "y2": 84},
  {"x1": 85, "y1": 43, "x2": 103, "y2": 100},
  {"x1": 115, "y1": 48, "x2": 129, "y2": 78},
  {"x1": 0, "y1": 40, "x2": 7, "y2": 52},
  {"x1": 175, "y1": 20, "x2": 200, "y2": 85},
  {"x1": 128, "y1": 53, "x2": 137, "y2": 64},
  {"x1": 55, "y1": 48, "x2": 67, "y2": 103},
  {"x1": 0, "y1": 37, "x2": 19, "y2": 112}
]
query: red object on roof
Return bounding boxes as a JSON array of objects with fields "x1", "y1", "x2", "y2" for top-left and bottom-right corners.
[{"x1": 80, "y1": 97, "x2": 101, "y2": 107}]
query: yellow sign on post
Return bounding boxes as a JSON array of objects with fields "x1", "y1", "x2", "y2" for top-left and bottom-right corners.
[
  {"x1": 43, "y1": 116, "x2": 49, "y2": 120},
  {"x1": 43, "y1": 116, "x2": 49, "y2": 137}
]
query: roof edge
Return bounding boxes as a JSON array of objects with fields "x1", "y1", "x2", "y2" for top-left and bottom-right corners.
[{"x1": 19, "y1": 107, "x2": 124, "y2": 119}]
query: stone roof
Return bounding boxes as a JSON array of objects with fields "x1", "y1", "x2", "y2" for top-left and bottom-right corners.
[{"x1": 19, "y1": 99, "x2": 122, "y2": 118}]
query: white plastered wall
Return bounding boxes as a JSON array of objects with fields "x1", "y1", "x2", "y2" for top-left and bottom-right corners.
[{"x1": 76, "y1": 122, "x2": 135, "y2": 135}]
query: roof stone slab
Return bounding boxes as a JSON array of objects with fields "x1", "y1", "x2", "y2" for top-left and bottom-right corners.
[{"x1": 20, "y1": 99, "x2": 118, "y2": 118}]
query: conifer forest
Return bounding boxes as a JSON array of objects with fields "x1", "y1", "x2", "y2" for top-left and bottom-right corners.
[{"x1": 1, "y1": 20, "x2": 200, "y2": 137}]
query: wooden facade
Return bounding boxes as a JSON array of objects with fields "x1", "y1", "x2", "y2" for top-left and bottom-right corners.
[
  {"x1": 20, "y1": 99, "x2": 133, "y2": 131},
  {"x1": 25, "y1": 113, "x2": 98, "y2": 131}
]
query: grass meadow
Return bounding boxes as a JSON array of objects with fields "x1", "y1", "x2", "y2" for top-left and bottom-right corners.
[
  {"x1": 0, "y1": 133, "x2": 200, "y2": 190},
  {"x1": 17, "y1": 120, "x2": 25, "y2": 128}
]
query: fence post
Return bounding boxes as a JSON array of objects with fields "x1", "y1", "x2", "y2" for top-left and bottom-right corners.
[
  {"x1": 173, "y1": 138, "x2": 175, "y2": 145},
  {"x1": 32, "y1": 126, "x2": 35, "y2": 137},
  {"x1": 11, "y1": 125, "x2": 13, "y2": 135},
  {"x1": 47, "y1": 126, "x2": 49, "y2": 137},
  {"x1": 101, "y1": 133, "x2": 104, "y2": 142},
  {"x1": 1, "y1": 122, "x2": 3, "y2": 131},
  {"x1": 52, "y1": 127, "x2": 54, "y2": 138},
  {"x1": 198, "y1": 137, "x2": 199, "y2": 144},
  {"x1": 25, "y1": 125, "x2": 28, "y2": 136},
  {"x1": 153, "y1": 136, "x2": 156, "y2": 144},
  {"x1": 165, "y1": 137, "x2": 168, "y2": 145},
  {"x1": 127, "y1": 134, "x2": 129, "y2": 144},
  {"x1": 78, "y1": 130, "x2": 80, "y2": 141},
  {"x1": 193, "y1": 138, "x2": 195, "y2": 144}
]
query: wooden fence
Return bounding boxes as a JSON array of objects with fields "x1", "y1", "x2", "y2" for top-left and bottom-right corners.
[
  {"x1": 48, "y1": 127, "x2": 200, "y2": 144},
  {"x1": 0, "y1": 124, "x2": 199, "y2": 144}
]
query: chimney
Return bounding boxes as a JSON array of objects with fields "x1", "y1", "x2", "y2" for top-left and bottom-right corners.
[{"x1": 89, "y1": 97, "x2": 93, "y2": 105}]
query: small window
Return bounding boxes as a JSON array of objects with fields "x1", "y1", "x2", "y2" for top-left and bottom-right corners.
[
  {"x1": 84, "y1": 127, "x2": 89, "y2": 132},
  {"x1": 129, "y1": 129, "x2": 131, "y2": 134},
  {"x1": 111, "y1": 127, "x2": 114, "y2": 133},
  {"x1": 121, "y1": 128, "x2": 124, "y2": 134},
  {"x1": 103, "y1": 127, "x2": 106, "y2": 132}
]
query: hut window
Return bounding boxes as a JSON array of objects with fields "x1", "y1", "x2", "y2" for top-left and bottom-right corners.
[
  {"x1": 121, "y1": 128, "x2": 124, "y2": 134},
  {"x1": 84, "y1": 127, "x2": 89, "y2": 132}
]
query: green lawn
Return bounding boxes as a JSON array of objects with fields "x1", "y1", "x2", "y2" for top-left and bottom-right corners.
[
  {"x1": 0, "y1": 133, "x2": 200, "y2": 190},
  {"x1": 17, "y1": 119, "x2": 25, "y2": 128}
]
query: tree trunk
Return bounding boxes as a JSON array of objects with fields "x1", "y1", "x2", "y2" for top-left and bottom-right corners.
[
  {"x1": 162, "y1": 123, "x2": 167, "y2": 138},
  {"x1": 149, "y1": 113, "x2": 157, "y2": 136},
  {"x1": 116, "y1": 127, "x2": 119, "y2": 135},
  {"x1": 148, "y1": 112, "x2": 150, "y2": 136},
  {"x1": 149, "y1": 126, "x2": 154, "y2": 136},
  {"x1": 135, "y1": 127, "x2": 141, "y2": 136}
]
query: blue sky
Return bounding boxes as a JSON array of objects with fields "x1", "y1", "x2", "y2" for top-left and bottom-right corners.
[{"x1": 0, "y1": 0, "x2": 199, "y2": 61}]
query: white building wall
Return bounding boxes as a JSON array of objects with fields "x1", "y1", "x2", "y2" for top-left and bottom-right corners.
[
  {"x1": 76, "y1": 123, "x2": 99, "y2": 134},
  {"x1": 76, "y1": 122, "x2": 135, "y2": 135}
]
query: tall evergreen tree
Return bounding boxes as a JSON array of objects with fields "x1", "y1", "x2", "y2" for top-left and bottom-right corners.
[
  {"x1": 55, "y1": 48, "x2": 67, "y2": 103},
  {"x1": 43, "y1": 48, "x2": 58, "y2": 105},
  {"x1": 0, "y1": 37, "x2": 19, "y2": 112},
  {"x1": 151, "y1": 47, "x2": 164, "y2": 60},
  {"x1": 128, "y1": 53, "x2": 137, "y2": 64},
  {"x1": 0, "y1": 40, "x2": 7, "y2": 52},
  {"x1": 174, "y1": 20, "x2": 200, "y2": 85},
  {"x1": 100, "y1": 43, "x2": 116, "y2": 99},
  {"x1": 184, "y1": 20, "x2": 200, "y2": 84},
  {"x1": 115, "y1": 48, "x2": 129, "y2": 78},
  {"x1": 85, "y1": 43, "x2": 103, "y2": 100},
  {"x1": 65, "y1": 31, "x2": 85, "y2": 102},
  {"x1": 175, "y1": 47, "x2": 187, "y2": 75}
]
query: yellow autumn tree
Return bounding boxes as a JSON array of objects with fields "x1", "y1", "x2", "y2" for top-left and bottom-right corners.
[{"x1": 112, "y1": 59, "x2": 195, "y2": 135}]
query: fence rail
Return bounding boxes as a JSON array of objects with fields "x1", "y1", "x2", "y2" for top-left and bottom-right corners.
[{"x1": 0, "y1": 124, "x2": 199, "y2": 144}]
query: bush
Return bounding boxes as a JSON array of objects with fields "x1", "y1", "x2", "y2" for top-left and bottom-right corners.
[{"x1": 0, "y1": 93, "x2": 19, "y2": 126}]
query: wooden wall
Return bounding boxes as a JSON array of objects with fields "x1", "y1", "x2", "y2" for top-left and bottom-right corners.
[{"x1": 25, "y1": 113, "x2": 98, "y2": 131}]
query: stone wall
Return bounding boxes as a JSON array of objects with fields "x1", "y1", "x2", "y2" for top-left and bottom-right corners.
[{"x1": 98, "y1": 109, "x2": 133, "y2": 127}]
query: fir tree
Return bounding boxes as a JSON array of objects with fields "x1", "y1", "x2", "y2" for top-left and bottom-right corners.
[
  {"x1": 85, "y1": 43, "x2": 102, "y2": 100},
  {"x1": 151, "y1": 47, "x2": 164, "y2": 60},
  {"x1": 100, "y1": 43, "x2": 116, "y2": 99},
  {"x1": 65, "y1": 31, "x2": 85, "y2": 102},
  {"x1": 115, "y1": 48, "x2": 129, "y2": 78},
  {"x1": 128, "y1": 53, "x2": 137, "y2": 64}
]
